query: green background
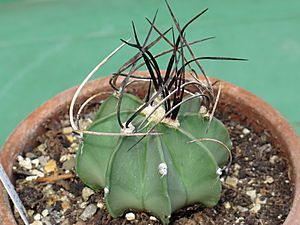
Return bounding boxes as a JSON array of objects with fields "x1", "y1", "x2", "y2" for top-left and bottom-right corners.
[{"x1": 0, "y1": 0, "x2": 299, "y2": 149}]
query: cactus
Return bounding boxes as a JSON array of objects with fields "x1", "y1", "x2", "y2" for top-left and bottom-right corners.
[
  {"x1": 76, "y1": 93, "x2": 231, "y2": 224},
  {"x1": 71, "y1": 1, "x2": 245, "y2": 223}
]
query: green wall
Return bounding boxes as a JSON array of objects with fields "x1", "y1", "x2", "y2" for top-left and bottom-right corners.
[{"x1": 0, "y1": 0, "x2": 299, "y2": 148}]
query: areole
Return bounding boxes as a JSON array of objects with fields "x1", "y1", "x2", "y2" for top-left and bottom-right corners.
[{"x1": 0, "y1": 72, "x2": 300, "y2": 224}]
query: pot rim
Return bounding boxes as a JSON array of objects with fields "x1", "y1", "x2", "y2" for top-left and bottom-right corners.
[{"x1": 1, "y1": 72, "x2": 299, "y2": 225}]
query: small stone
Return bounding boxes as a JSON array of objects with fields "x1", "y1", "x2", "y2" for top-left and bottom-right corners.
[
  {"x1": 38, "y1": 156, "x2": 49, "y2": 166},
  {"x1": 27, "y1": 209, "x2": 35, "y2": 217},
  {"x1": 61, "y1": 201, "x2": 71, "y2": 211},
  {"x1": 79, "y1": 201, "x2": 88, "y2": 209},
  {"x1": 264, "y1": 176, "x2": 274, "y2": 184},
  {"x1": 225, "y1": 176, "x2": 238, "y2": 188},
  {"x1": 256, "y1": 194, "x2": 267, "y2": 204},
  {"x1": 269, "y1": 155, "x2": 279, "y2": 164},
  {"x1": 44, "y1": 160, "x2": 57, "y2": 173},
  {"x1": 79, "y1": 118, "x2": 93, "y2": 130},
  {"x1": 30, "y1": 222, "x2": 43, "y2": 225},
  {"x1": 199, "y1": 106, "x2": 207, "y2": 114},
  {"x1": 125, "y1": 212, "x2": 136, "y2": 221},
  {"x1": 150, "y1": 216, "x2": 158, "y2": 221},
  {"x1": 237, "y1": 206, "x2": 248, "y2": 213},
  {"x1": 82, "y1": 187, "x2": 95, "y2": 201},
  {"x1": 233, "y1": 163, "x2": 241, "y2": 176},
  {"x1": 224, "y1": 202, "x2": 231, "y2": 209},
  {"x1": 60, "y1": 154, "x2": 73, "y2": 162},
  {"x1": 31, "y1": 169, "x2": 44, "y2": 177},
  {"x1": 97, "y1": 202, "x2": 104, "y2": 209},
  {"x1": 246, "y1": 189, "x2": 257, "y2": 202},
  {"x1": 235, "y1": 217, "x2": 244, "y2": 223},
  {"x1": 242, "y1": 128, "x2": 250, "y2": 135},
  {"x1": 79, "y1": 204, "x2": 97, "y2": 221},
  {"x1": 233, "y1": 163, "x2": 241, "y2": 171},
  {"x1": 41, "y1": 209, "x2": 49, "y2": 217},
  {"x1": 63, "y1": 127, "x2": 73, "y2": 134},
  {"x1": 18, "y1": 156, "x2": 32, "y2": 170},
  {"x1": 31, "y1": 158, "x2": 40, "y2": 168},
  {"x1": 66, "y1": 134, "x2": 75, "y2": 143},
  {"x1": 69, "y1": 143, "x2": 79, "y2": 153},
  {"x1": 62, "y1": 158, "x2": 75, "y2": 171},
  {"x1": 37, "y1": 144, "x2": 46, "y2": 153},
  {"x1": 250, "y1": 203, "x2": 261, "y2": 213},
  {"x1": 25, "y1": 175, "x2": 38, "y2": 181},
  {"x1": 26, "y1": 152, "x2": 37, "y2": 159},
  {"x1": 51, "y1": 210, "x2": 62, "y2": 223},
  {"x1": 33, "y1": 213, "x2": 42, "y2": 221}
]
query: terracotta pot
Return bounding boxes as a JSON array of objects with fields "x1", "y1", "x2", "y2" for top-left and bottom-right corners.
[{"x1": 1, "y1": 73, "x2": 300, "y2": 224}]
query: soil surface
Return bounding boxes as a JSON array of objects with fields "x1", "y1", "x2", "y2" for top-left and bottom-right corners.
[{"x1": 13, "y1": 102, "x2": 294, "y2": 225}]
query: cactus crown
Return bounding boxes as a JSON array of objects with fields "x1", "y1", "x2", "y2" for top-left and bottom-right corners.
[{"x1": 72, "y1": 1, "x2": 245, "y2": 224}]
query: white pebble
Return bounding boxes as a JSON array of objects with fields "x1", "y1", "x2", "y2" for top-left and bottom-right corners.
[
  {"x1": 269, "y1": 155, "x2": 279, "y2": 164},
  {"x1": 235, "y1": 217, "x2": 245, "y2": 223},
  {"x1": 264, "y1": 176, "x2": 274, "y2": 184},
  {"x1": 33, "y1": 213, "x2": 42, "y2": 221},
  {"x1": 41, "y1": 209, "x2": 49, "y2": 217},
  {"x1": 242, "y1": 128, "x2": 250, "y2": 135},
  {"x1": 25, "y1": 176, "x2": 38, "y2": 181},
  {"x1": 62, "y1": 127, "x2": 73, "y2": 134},
  {"x1": 18, "y1": 156, "x2": 32, "y2": 170},
  {"x1": 250, "y1": 203, "x2": 261, "y2": 213},
  {"x1": 79, "y1": 201, "x2": 88, "y2": 209},
  {"x1": 199, "y1": 105, "x2": 207, "y2": 114},
  {"x1": 125, "y1": 212, "x2": 136, "y2": 221},
  {"x1": 60, "y1": 154, "x2": 73, "y2": 162},
  {"x1": 233, "y1": 163, "x2": 241, "y2": 171},
  {"x1": 97, "y1": 202, "x2": 104, "y2": 209},
  {"x1": 224, "y1": 202, "x2": 231, "y2": 209},
  {"x1": 60, "y1": 155, "x2": 68, "y2": 162},
  {"x1": 37, "y1": 144, "x2": 46, "y2": 152},
  {"x1": 31, "y1": 169, "x2": 44, "y2": 177},
  {"x1": 31, "y1": 158, "x2": 40, "y2": 167},
  {"x1": 246, "y1": 189, "x2": 257, "y2": 202},
  {"x1": 150, "y1": 216, "x2": 158, "y2": 221}
]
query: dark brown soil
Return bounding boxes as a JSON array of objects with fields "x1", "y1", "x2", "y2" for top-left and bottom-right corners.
[{"x1": 13, "y1": 102, "x2": 294, "y2": 225}]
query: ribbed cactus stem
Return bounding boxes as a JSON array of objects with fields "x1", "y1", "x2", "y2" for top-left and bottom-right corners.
[{"x1": 76, "y1": 93, "x2": 231, "y2": 224}]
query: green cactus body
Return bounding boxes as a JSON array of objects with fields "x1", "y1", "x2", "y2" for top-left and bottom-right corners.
[{"x1": 76, "y1": 93, "x2": 231, "y2": 224}]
